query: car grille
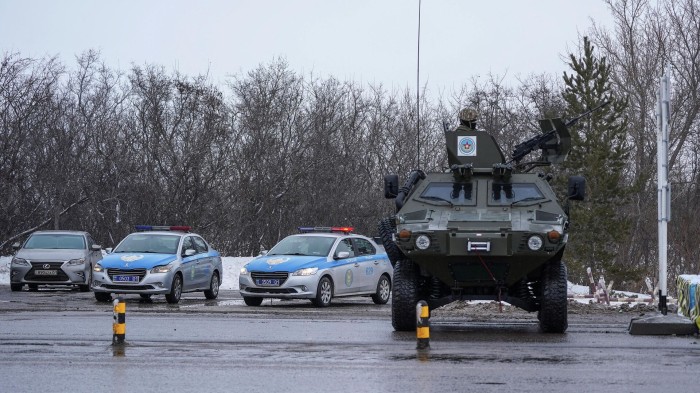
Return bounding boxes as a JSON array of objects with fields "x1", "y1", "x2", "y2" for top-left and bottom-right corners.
[
  {"x1": 107, "y1": 268, "x2": 147, "y2": 283},
  {"x1": 27, "y1": 262, "x2": 69, "y2": 281},
  {"x1": 250, "y1": 271, "x2": 289, "y2": 285}
]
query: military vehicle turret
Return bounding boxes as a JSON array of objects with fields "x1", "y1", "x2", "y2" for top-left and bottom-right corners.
[{"x1": 380, "y1": 103, "x2": 607, "y2": 333}]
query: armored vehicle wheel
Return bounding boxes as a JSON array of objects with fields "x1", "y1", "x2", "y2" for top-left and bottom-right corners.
[
  {"x1": 392, "y1": 259, "x2": 419, "y2": 331},
  {"x1": 378, "y1": 216, "x2": 403, "y2": 266},
  {"x1": 538, "y1": 260, "x2": 568, "y2": 333}
]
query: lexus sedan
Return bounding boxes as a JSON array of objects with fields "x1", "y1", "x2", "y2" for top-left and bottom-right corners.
[{"x1": 10, "y1": 230, "x2": 102, "y2": 292}]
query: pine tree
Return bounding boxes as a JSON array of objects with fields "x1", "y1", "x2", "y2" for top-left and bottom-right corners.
[{"x1": 560, "y1": 36, "x2": 635, "y2": 286}]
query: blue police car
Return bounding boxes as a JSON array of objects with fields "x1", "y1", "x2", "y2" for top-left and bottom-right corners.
[
  {"x1": 92, "y1": 226, "x2": 222, "y2": 304},
  {"x1": 239, "y1": 227, "x2": 392, "y2": 307}
]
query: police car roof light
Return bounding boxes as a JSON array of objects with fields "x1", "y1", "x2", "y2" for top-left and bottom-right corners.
[{"x1": 135, "y1": 225, "x2": 192, "y2": 232}]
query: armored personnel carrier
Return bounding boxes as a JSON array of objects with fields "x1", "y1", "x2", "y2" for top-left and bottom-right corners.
[{"x1": 380, "y1": 104, "x2": 606, "y2": 333}]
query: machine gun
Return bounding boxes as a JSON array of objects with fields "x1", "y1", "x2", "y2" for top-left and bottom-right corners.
[{"x1": 509, "y1": 101, "x2": 610, "y2": 165}]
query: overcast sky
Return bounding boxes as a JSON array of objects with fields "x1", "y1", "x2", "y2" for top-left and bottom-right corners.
[{"x1": 1, "y1": 0, "x2": 613, "y2": 94}]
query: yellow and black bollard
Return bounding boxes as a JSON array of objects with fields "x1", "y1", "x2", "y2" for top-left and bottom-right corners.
[
  {"x1": 112, "y1": 297, "x2": 126, "y2": 345},
  {"x1": 416, "y1": 300, "x2": 430, "y2": 350}
]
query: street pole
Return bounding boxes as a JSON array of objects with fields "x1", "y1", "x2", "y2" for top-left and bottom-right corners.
[{"x1": 656, "y1": 69, "x2": 671, "y2": 315}]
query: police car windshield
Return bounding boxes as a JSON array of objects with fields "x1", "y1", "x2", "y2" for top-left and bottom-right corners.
[
  {"x1": 24, "y1": 234, "x2": 86, "y2": 250},
  {"x1": 114, "y1": 234, "x2": 180, "y2": 254},
  {"x1": 268, "y1": 236, "x2": 335, "y2": 257}
]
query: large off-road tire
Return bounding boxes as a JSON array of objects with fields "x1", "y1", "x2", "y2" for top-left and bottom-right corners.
[
  {"x1": 371, "y1": 274, "x2": 392, "y2": 305},
  {"x1": 378, "y1": 216, "x2": 403, "y2": 266},
  {"x1": 538, "y1": 260, "x2": 568, "y2": 333},
  {"x1": 392, "y1": 259, "x2": 419, "y2": 331}
]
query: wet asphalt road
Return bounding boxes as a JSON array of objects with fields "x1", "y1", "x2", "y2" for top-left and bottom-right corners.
[{"x1": 1, "y1": 286, "x2": 699, "y2": 392}]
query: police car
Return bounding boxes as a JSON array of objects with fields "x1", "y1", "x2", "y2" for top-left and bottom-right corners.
[
  {"x1": 92, "y1": 226, "x2": 222, "y2": 304},
  {"x1": 239, "y1": 227, "x2": 392, "y2": 307}
]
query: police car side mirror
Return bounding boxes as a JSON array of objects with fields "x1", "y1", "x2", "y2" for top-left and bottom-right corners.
[
  {"x1": 183, "y1": 248, "x2": 197, "y2": 257},
  {"x1": 105, "y1": 247, "x2": 113, "y2": 254},
  {"x1": 335, "y1": 251, "x2": 350, "y2": 260},
  {"x1": 12, "y1": 242, "x2": 21, "y2": 250}
]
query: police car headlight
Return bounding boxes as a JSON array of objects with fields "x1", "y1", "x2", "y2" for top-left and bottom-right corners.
[
  {"x1": 67, "y1": 258, "x2": 85, "y2": 266},
  {"x1": 151, "y1": 264, "x2": 173, "y2": 273},
  {"x1": 11, "y1": 257, "x2": 30, "y2": 266},
  {"x1": 93, "y1": 263, "x2": 104, "y2": 272},
  {"x1": 240, "y1": 266, "x2": 249, "y2": 276},
  {"x1": 527, "y1": 235, "x2": 544, "y2": 251},
  {"x1": 415, "y1": 235, "x2": 431, "y2": 250},
  {"x1": 292, "y1": 267, "x2": 318, "y2": 276}
]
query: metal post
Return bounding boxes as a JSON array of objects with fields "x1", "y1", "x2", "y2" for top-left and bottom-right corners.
[
  {"x1": 416, "y1": 300, "x2": 430, "y2": 350},
  {"x1": 657, "y1": 69, "x2": 671, "y2": 315},
  {"x1": 113, "y1": 297, "x2": 126, "y2": 345}
]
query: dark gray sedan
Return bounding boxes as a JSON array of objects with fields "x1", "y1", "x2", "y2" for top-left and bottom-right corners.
[{"x1": 10, "y1": 230, "x2": 102, "y2": 292}]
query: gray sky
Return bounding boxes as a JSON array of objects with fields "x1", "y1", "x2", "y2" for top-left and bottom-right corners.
[{"x1": 0, "y1": 0, "x2": 613, "y2": 94}]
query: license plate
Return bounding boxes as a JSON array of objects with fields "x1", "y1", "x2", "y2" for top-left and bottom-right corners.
[
  {"x1": 255, "y1": 279, "x2": 280, "y2": 287},
  {"x1": 113, "y1": 275, "x2": 140, "y2": 283},
  {"x1": 35, "y1": 270, "x2": 57, "y2": 276}
]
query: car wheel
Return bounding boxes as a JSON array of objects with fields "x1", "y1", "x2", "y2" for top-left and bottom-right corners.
[
  {"x1": 28, "y1": 284, "x2": 38, "y2": 292},
  {"x1": 243, "y1": 296, "x2": 264, "y2": 306},
  {"x1": 165, "y1": 274, "x2": 183, "y2": 304},
  {"x1": 140, "y1": 294, "x2": 152, "y2": 300},
  {"x1": 539, "y1": 260, "x2": 568, "y2": 333},
  {"x1": 311, "y1": 276, "x2": 333, "y2": 307},
  {"x1": 371, "y1": 274, "x2": 392, "y2": 305},
  {"x1": 378, "y1": 216, "x2": 403, "y2": 266},
  {"x1": 10, "y1": 284, "x2": 23, "y2": 292},
  {"x1": 204, "y1": 272, "x2": 220, "y2": 300},
  {"x1": 79, "y1": 267, "x2": 92, "y2": 292},
  {"x1": 392, "y1": 259, "x2": 419, "y2": 331},
  {"x1": 94, "y1": 292, "x2": 112, "y2": 302}
]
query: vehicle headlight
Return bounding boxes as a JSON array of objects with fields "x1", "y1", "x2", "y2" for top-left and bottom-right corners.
[
  {"x1": 11, "y1": 257, "x2": 30, "y2": 266},
  {"x1": 67, "y1": 258, "x2": 85, "y2": 266},
  {"x1": 151, "y1": 264, "x2": 173, "y2": 273},
  {"x1": 93, "y1": 263, "x2": 104, "y2": 272},
  {"x1": 527, "y1": 235, "x2": 544, "y2": 251},
  {"x1": 240, "y1": 266, "x2": 249, "y2": 276},
  {"x1": 292, "y1": 267, "x2": 318, "y2": 276},
  {"x1": 415, "y1": 235, "x2": 431, "y2": 250}
]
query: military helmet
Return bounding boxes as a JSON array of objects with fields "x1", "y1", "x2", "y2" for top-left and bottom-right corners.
[{"x1": 459, "y1": 107, "x2": 478, "y2": 122}]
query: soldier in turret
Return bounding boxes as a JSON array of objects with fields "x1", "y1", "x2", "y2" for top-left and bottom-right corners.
[{"x1": 457, "y1": 107, "x2": 478, "y2": 130}]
